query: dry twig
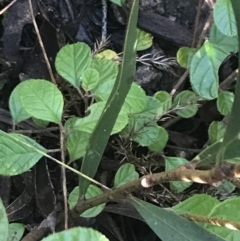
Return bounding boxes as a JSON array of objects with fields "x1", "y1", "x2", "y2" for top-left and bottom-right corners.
[
  {"x1": 28, "y1": 0, "x2": 68, "y2": 230},
  {"x1": 0, "y1": 0, "x2": 18, "y2": 15}
]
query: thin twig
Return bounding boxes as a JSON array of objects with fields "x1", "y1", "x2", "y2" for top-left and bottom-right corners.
[
  {"x1": 170, "y1": 10, "x2": 213, "y2": 96},
  {"x1": 28, "y1": 0, "x2": 56, "y2": 85},
  {"x1": 161, "y1": 115, "x2": 182, "y2": 129},
  {"x1": 220, "y1": 69, "x2": 238, "y2": 90},
  {"x1": 59, "y1": 124, "x2": 68, "y2": 229},
  {"x1": 170, "y1": 70, "x2": 189, "y2": 96},
  {"x1": 158, "y1": 183, "x2": 180, "y2": 202},
  {"x1": 13, "y1": 127, "x2": 59, "y2": 134},
  {"x1": 28, "y1": 0, "x2": 68, "y2": 229},
  {"x1": 76, "y1": 87, "x2": 88, "y2": 111},
  {"x1": 197, "y1": 11, "x2": 213, "y2": 49},
  {"x1": 191, "y1": 0, "x2": 204, "y2": 47},
  {"x1": 166, "y1": 144, "x2": 202, "y2": 154},
  {"x1": 64, "y1": 0, "x2": 74, "y2": 20},
  {"x1": 0, "y1": 0, "x2": 18, "y2": 15}
]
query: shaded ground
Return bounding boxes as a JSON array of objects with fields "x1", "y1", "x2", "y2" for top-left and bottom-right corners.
[{"x1": 0, "y1": 0, "x2": 237, "y2": 240}]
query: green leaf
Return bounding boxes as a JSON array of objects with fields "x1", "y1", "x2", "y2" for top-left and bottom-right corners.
[
  {"x1": 216, "y1": 180, "x2": 236, "y2": 195},
  {"x1": 204, "y1": 197, "x2": 240, "y2": 240},
  {"x1": 55, "y1": 42, "x2": 92, "y2": 87},
  {"x1": 9, "y1": 84, "x2": 31, "y2": 124},
  {"x1": 177, "y1": 47, "x2": 196, "y2": 69},
  {"x1": 68, "y1": 185, "x2": 106, "y2": 218},
  {"x1": 191, "y1": 22, "x2": 238, "y2": 101},
  {"x1": 109, "y1": 0, "x2": 125, "y2": 6},
  {"x1": 173, "y1": 193, "x2": 240, "y2": 240},
  {"x1": 41, "y1": 227, "x2": 109, "y2": 241},
  {"x1": 123, "y1": 83, "x2": 146, "y2": 114},
  {"x1": 18, "y1": 79, "x2": 64, "y2": 124},
  {"x1": 132, "y1": 197, "x2": 225, "y2": 241},
  {"x1": 134, "y1": 122, "x2": 160, "y2": 146},
  {"x1": 173, "y1": 90, "x2": 198, "y2": 118},
  {"x1": 193, "y1": 141, "x2": 223, "y2": 167},
  {"x1": 73, "y1": 102, "x2": 128, "y2": 134},
  {"x1": 114, "y1": 163, "x2": 139, "y2": 188},
  {"x1": 148, "y1": 126, "x2": 168, "y2": 152},
  {"x1": 154, "y1": 91, "x2": 172, "y2": 113},
  {"x1": 81, "y1": 68, "x2": 99, "y2": 91},
  {"x1": 96, "y1": 49, "x2": 118, "y2": 60},
  {"x1": 224, "y1": 139, "x2": 240, "y2": 162},
  {"x1": 67, "y1": 131, "x2": 91, "y2": 162},
  {"x1": 0, "y1": 199, "x2": 8, "y2": 241},
  {"x1": 124, "y1": 118, "x2": 160, "y2": 147},
  {"x1": 216, "y1": 0, "x2": 240, "y2": 164},
  {"x1": 195, "y1": 139, "x2": 240, "y2": 167},
  {"x1": 173, "y1": 194, "x2": 220, "y2": 216},
  {"x1": 190, "y1": 24, "x2": 238, "y2": 100},
  {"x1": 165, "y1": 157, "x2": 192, "y2": 193},
  {"x1": 7, "y1": 223, "x2": 25, "y2": 241},
  {"x1": 208, "y1": 121, "x2": 226, "y2": 144},
  {"x1": 64, "y1": 117, "x2": 79, "y2": 135},
  {"x1": 136, "y1": 28, "x2": 153, "y2": 51},
  {"x1": 214, "y1": 0, "x2": 237, "y2": 36},
  {"x1": 190, "y1": 42, "x2": 225, "y2": 100},
  {"x1": 68, "y1": 187, "x2": 80, "y2": 210},
  {"x1": 78, "y1": 0, "x2": 139, "y2": 197},
  {"x1": 0, "y1": 131, "x2": 45, "y2": 176},
  {"x1": 121, "y1": 97, "x2": 167, "y2": 147},
  {"x1": 90, "y1": 59, "x2": 118, "y2": 101},
  {"x1": 217, "y1": 91, "x2": 234, "y2": 115},
  {"x1": 132, "y1": 96, "x2": 161, "y2": 121},
  {"x1": 32, "y1": 118, "x2": 49, "y2": 128},
  {"x1": 209, "y1": 24, "x2": 238, "y2": 53}
]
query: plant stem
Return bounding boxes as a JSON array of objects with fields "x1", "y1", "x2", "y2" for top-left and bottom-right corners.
[{"x1": 73, "y1": 161, "x2": 240, "y2": 215}]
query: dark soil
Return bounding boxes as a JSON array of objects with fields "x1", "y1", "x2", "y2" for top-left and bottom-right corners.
[{"x1": 0, "y1": 0, "x2": 237, "y2": 241}]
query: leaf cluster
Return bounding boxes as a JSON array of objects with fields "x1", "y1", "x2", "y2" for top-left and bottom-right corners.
[{"x1": 2, "y1": 0, "x2": 240, "y2": 241}]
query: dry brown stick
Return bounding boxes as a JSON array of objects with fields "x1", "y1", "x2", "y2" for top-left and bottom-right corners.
[
  {"x1": 197, "y1": 11, "x2": 213, "y2": 48},
  {"x1": 59, "y1": 123, "x2": 68, "y2": 229},
  {"x1": 181, "y1": 213, "x2": 240, "y2": 231},
  {"x1": 21, "y1": 227, "x2": 49, "y2": 241},
  {"x1": 220, "y1": 69, "x2": 238, "y2": 90},
  {"x1": 28, "y1": 0, "x2": 56, "y2": 85},
  {"x1": 28, "y1": 0, "x2": 68, "y2": 230},
  {"x1": 161, "y1": 115, "x2": 181, "y2": 129},
  {"x1": 170, "y1": 70, "x2": 189, "y2": 96},
  {"x1": 170, "y1": 0, "x2": 205, "y2": 97},
  {"x1": 166, "y1": 144, "x2": 203, "y2": 153},
  {"x1": 170, "y1": 11, "x2": 213, "y2": 97},
  {"x1": 0, "y1": 0, "x2": 18, "y2": 15},
  {"x1": 76, "y1": 87, "x2": 89, "y2": 111},
  {"x1": 191, "y1": 0, "x2": 204, "y2": 47},
  {"x1": 73, "y1": 162, "x2": 238, "y2": 215},
  {"x1": 13, "y1": 127, "x2": 59, "y2": 134}
]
